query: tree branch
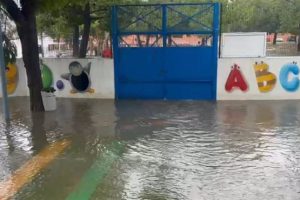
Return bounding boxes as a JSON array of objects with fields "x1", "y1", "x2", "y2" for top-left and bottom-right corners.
[
  {"x1": 90, "y1": 7, "x2": 108, "y2": 14},
  {"x1": 0, "y1": 0, "x2": 24, "y2": 23}
]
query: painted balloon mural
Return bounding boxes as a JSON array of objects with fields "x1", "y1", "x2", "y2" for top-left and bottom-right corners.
[
  {"x1": 4, "y1": 38, "x2": 19, "y2": 95},
  {"x1": 61, "y1": 61, "x2": 94, "y2": 94},
  {"x1": 56, "y1": 80, "x2": 64, "y2": 90},
  {"x1": 6, "y1": 62, "x2": 18, "y2": 95},
  {"x1": 40, "y1": 61, "x2": 54, "y2": 89}
]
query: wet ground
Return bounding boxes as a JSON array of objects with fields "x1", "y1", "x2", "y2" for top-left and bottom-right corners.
[{"x1": 0, "y1": 97, "x2": 300, "y2": 200}]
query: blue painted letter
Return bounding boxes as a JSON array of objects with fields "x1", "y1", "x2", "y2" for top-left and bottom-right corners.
[{"x1": 280, "y1": 63, "x2": 299, "y2": 92}]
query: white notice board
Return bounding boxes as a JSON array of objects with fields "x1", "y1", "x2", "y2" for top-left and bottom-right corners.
[{"x1": 221, "y1": 32, "x2": 267, "y2": 58}]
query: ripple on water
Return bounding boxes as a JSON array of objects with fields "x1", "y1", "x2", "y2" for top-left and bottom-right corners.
[{"x1": 1, "y1": 99, "x2": 300, "y2": 200}]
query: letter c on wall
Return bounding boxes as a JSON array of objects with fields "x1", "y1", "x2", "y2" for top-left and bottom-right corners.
[{"x1": 279, "y1": 63, "x2": 299, "y2": 92}]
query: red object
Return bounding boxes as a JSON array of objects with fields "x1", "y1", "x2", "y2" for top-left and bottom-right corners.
[
  {"x1": 225, "y1": 64, "x2": 248, "y2": 92},
  {"x1": 102, "y1": 49, "x2": 113, "y2": 58}
]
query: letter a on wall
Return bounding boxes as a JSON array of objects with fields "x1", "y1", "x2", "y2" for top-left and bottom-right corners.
[
  {"x1": 225, "y1": 64, "x2": 248, "y2": 92},
  {"x1": 254, "y1": 62, "x2": 277, "y2": 93}
]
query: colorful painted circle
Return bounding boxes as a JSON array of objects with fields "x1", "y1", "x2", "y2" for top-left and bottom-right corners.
[
  {"x1": 6, "y1": 63, "x2": 19, "y2": 95},
  {"x1": 41, "y1": 63, "x2": 53, "y2": 89},
  {"x1": 56, "y1": 80, "x2": 64, "y2": 90}
]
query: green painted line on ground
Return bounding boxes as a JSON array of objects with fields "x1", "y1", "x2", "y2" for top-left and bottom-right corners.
[{"x1": 65, "y1": 141, "x2": 125, "y2": 200}]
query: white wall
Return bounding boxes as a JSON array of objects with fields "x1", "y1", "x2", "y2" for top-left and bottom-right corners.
[
  {"x1": 0, "y1": 58, "x2": 115, "y2": 99},
  {"x1": 4, "y1": 56, "x2": 300, "y2": 101},
  {"x1": 218, "y1": 57, "x2": 300, "y2": 100}
]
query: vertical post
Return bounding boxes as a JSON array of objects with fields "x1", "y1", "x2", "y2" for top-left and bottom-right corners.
[
  {"x1": 162, "y1": 5, "x2": 167, "y2": 47},
  {"x1": 161, "y1": 5, "x2": 167, "y2": 98},
  {"x1": 212, "y1": 3, "x2": 220, "y2": 100},
  {"x1": 0, "y1": 23, "x2": 10, "y2": 121},
  {"x1": 40, "y1": 32, "x2": 44, "y2": 58},
  {"x1": 112, "y1": 6, "x2": 119, "y2": 99},
  {"x1": 218, "y1": 3, "x2": 222, "y2": 58}
]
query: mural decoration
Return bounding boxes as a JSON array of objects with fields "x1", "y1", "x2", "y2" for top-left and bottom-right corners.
[
  {"x1": 61, "y1": 61, "x2": 94, "y2": 93},
  {"x1": 4, "y1": 37, "x2": 18, "y2": 95},
  {"x1": 6, "y1": 62, "x2": 18, "y2": 94},
  {"x1": 254, "y1": 61, "x2": 277, "y2": 93},
  {"x1": 224, "y1": 61, "x2": 300, "y2": 94},
  {"x1": 279, "y1": 62, "x2": 299, "y2": 92},
  {"x1": 40, "y1": 60, "x2": 54, "y2": 89},
  {"x1": 56, "y1": 80, "x2": 64, "y2": 90},
  {"x1": 225, "y1": 64, "x2": 248, "y2": 92}
]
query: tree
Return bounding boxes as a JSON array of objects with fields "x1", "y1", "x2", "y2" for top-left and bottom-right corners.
[
  {"x1": 37, "y1": 3, "x2": 84, "y2": 57},
  {"x1": 37, "y1": 13, "x2": 73, "y2": 55},
  {"x1": 37, "y1": 1, "x2": 107, "y2": 58},
  {"x1": 248, "y1": 0, "x2": 281, "y2": 45},
  {"x1": 0, "y1": 0, "x2": 45, "y2": 111},
  {"x1": 279, "y1": 0, "x2": 300, "y2": 51},
  {"x1": 0, "y1": 0, "x2": 76, "y2": 111},
  {"x1": 0, "y1": 0, "x2": 92, "y2": 111}
]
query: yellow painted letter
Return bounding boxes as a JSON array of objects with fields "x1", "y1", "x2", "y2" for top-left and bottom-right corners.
[{"x1": 254, "y1": 62, "x2": 277, "y2": 92}]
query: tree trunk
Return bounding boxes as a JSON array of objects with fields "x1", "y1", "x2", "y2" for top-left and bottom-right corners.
[
  {"x1": 146, "y1": 35, "x2": 150, "y2": 47},
  {"x1": 79, "y1": 3, "x2": 91, "y2": 58},
  {"x1": 272, "y1": 32, "x2": 277, "y2": 45},
  {"x1": 17, "y1": 12, "x2": 44, "y2": 112},
  {"x1": 137, "y1": 35, "x2": 143, "y2": 47},
  {"x1": 298, "y1": 35, "x2": 300, "y2": 52},
  {"x1": 40, "y1": 32, "x2": 44, "y2": 58},
  {"x1": 73, "y1": 25, "x2": 79, "y2": 57},
  {"x1": 58, "y1": 37, "x2": 60, "y2": 51},
  {"x1": 89, "y1": 37, "x2": 93, "y2": 56}
]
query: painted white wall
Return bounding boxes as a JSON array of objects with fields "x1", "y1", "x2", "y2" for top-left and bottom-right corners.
[
  {"x1": 4, "y1": 56, "x2": 300, "y2": 101},
  {"x1": 218, "y1": 57, "x2": 300, "y2": 100},
  {"x1": 0, "y1": 58, "x2": 115, "y2": 99}
]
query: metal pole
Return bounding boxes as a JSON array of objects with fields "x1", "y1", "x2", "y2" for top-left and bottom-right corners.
[
  {"x1": 0, "y1": 22, "x2": 10, "y2": 121},
  {"x1": 212, "y1": 3, "x2": 220, "y2": 100},
  {"x1": 162, "y1": 5, "x2": 167, "y2": 48},
  {"x1": 112, "y1": 5, "x2": 121, "y2": 100}
]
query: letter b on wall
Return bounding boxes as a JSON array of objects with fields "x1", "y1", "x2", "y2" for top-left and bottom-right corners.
[{"x1": 254, "y1": 62, "x2": 276, "y2": 93}]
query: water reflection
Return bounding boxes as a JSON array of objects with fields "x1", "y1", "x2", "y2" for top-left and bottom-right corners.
[{"x1": 30, "y1": 112, "x2": 48, "y2": 152}]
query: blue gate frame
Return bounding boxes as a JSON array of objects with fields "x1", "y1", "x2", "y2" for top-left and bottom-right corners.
[{"x1": 112, "y1": 3, "x2": 220, "y2": 100}]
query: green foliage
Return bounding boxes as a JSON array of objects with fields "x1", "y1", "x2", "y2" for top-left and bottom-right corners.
[
  {"x1": 15, "y1": 0, "x2": 300, "y2": 53},
  {"x1": 37, "y1": 13, "x2": 72, "y2": 40},
  {"x1": 37, "y1": 0, "x2": 89, "y2": 13},
  {"x1": 2, "y1": 33, "x2": 16, "y2": 66},
  {"x1": 279, "y1": 0, "x2": 300, "y2": 34}
]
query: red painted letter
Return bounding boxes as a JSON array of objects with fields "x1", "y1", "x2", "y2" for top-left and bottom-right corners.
[{"x1": 225, "y1": 64, "x2": 248, "y2": 92}]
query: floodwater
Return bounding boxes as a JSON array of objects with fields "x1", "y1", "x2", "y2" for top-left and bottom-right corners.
[{"x1": 0, "y1": 97, "x2": 300, "y2": 200}]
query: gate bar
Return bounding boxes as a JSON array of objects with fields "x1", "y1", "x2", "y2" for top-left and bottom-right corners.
[{"x1": 212, "y1": 3, "x2": 220, "y2": 100}]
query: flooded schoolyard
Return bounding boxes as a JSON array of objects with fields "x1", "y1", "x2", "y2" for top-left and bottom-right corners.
[{"x1": 0, "y1": 97, "x2": 300, "y2": 200}]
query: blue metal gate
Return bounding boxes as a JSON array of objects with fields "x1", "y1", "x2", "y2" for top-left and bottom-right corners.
[{"x1": 112, "y1": 3, "x2": 220, "y2": 100}]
